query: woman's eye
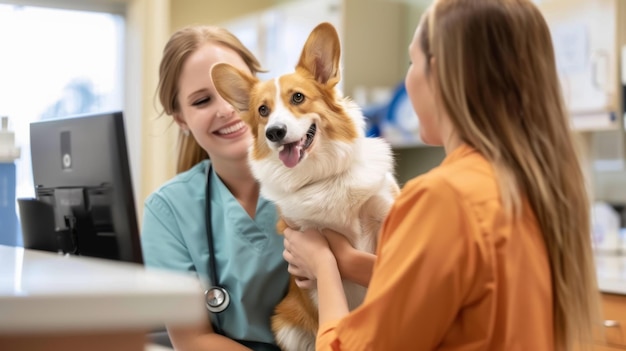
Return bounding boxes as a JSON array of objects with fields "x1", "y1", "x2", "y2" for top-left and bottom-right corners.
[
  {"x1": 258, "y1": 105, "x2": 270, "y2": 117},
  {"x1": 291, "y1": 92, "x2": 305, "y2": 104},
  {"x1": 192, "y1": 97, "x2": 210, "y2": 106}
]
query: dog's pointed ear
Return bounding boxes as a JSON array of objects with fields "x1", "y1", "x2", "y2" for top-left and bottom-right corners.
[
  {"x1": 211, "y1": 63, "x2": 257, "y2": 112},
  {"x1": 296, "y1": 22, "x2": 341, "y2": 86}
]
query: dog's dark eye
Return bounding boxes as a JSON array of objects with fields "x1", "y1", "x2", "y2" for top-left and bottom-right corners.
[
  {"x1": 258, "y1": 105, "x2": 270, "y2": 117},
  {"x1": 291, "y1": 92, "x2": 305, "y2": 105}
]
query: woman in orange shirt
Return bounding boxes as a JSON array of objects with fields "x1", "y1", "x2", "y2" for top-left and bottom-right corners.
[{"x1": 282, "y1": 0, "x2": 600, "y2": 350}]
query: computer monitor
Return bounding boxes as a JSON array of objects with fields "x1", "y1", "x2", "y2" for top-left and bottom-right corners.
[{"x1": 20, "y1": 111, "x2": 143, "y2": 264}]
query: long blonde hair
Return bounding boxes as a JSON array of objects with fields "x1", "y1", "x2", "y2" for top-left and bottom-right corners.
[
  {"x1": 157, "y1": 25, "x2": 265, "y2": 173},
  {"x1": 420, "y1": 0, "x2": 599, "y2": 349}
]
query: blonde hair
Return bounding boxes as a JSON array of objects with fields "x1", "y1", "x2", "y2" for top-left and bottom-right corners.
[
  {"x1": 157, "y1": 25, "x2": 265, "y2": 173},
  {"x1": 420, "y1": 0, "x2": 599, "y2": 349}
]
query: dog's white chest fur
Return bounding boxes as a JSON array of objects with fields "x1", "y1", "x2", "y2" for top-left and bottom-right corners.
[
  {"x1": 250, "y1": 136, "x2": 394, "y2": 252},
  {"x1": 251, "y1": 135, "x2": 396, "y2": 317}
]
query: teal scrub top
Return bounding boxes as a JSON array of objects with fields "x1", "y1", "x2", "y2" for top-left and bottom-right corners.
[{"x1": 140, "y1": 160, "x2": 289, "y2": 350}]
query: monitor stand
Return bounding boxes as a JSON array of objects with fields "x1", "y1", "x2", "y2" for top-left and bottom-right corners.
[{"x1": 18, "y1": 186, "x2": 118, "y2": 259}]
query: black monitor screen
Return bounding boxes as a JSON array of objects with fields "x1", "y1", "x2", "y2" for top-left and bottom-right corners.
[{"x1": 25, "y1": 111, "x2": 142, "y2": 264}]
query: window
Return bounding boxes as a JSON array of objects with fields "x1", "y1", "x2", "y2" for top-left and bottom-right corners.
[{"x1": 0, "y1": 4, "x2": 124, "y2": 245}]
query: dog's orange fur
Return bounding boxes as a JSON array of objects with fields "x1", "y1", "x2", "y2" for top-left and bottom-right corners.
[{"x1": 273, "y1": 278, "x2": 319, "y2": 336}]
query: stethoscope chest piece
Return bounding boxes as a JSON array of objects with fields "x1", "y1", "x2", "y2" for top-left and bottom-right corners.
[{"x1": 205, "y1": 286, "x2": 230, "y2": 313}]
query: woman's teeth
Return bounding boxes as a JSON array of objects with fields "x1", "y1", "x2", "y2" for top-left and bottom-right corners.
[{"x1": 217, "y1": 121, "x2": 245, "y2": 135}]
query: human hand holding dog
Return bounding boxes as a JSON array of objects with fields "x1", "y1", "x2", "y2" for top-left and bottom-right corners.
[
  {"x1": 283, "y1": 227, "x2": 349, "y2": 327},
  {"x1": 283, "y1": 228, "x2": 375, "y2": 288},
  {"x1": 283, "y1": 227, "x2": 337, "y2": 289}
]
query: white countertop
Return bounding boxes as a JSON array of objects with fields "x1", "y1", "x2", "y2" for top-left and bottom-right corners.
[
  {"x1": 0, "y1": 245, "x2": 206, "y2": 334},
  {"x1": 2, "y1": 245, "x2": 622, "y2": 337}
]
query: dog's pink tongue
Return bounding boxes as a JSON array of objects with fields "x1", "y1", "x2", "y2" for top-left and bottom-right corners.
[{"x1": 279, "y1": 143, "x2": 302, "y2": 168}]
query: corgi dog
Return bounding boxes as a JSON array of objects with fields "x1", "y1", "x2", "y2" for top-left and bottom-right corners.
[{"x1": 211, "y1": 22, "x2": 399, "y2": 351}]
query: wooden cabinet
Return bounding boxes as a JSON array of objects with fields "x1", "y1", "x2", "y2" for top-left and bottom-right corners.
[{"x1": 594, "y1": 293, "x2": 626, "y2": 350}]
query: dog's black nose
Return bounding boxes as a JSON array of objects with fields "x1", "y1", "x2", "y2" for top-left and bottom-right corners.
[{"x1": 266, "y1": 124, "x2": 287, "y2": 142}]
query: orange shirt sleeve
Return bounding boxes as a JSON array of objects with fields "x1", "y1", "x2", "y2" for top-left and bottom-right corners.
[{"x1": 316, "y1": 174, "x2": 491, "y2": 350}]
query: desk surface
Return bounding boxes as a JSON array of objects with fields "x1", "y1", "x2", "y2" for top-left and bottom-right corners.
[{"x1": 0, "y1": 245, "x2": 205, "y2": 334}]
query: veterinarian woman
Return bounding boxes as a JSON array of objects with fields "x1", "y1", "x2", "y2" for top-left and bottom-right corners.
[
  {"x1": 140, "y1": 25, "x2": 289, "y2": 351},
  {"x1": 283, "y1": 0, "x2": 600, "y2": 350}
]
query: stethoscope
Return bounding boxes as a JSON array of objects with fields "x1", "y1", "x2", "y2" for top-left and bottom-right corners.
[
  {"x1": 203, "y1": 164, "x2": 281, "y2": 350},
  {"x1": 204, "y1": 165, "x2": 230, "y2": 334}
]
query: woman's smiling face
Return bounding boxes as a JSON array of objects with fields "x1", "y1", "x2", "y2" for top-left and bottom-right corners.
[{"x1": 175, "y1": 42, "x2": 253, "y2": 162}]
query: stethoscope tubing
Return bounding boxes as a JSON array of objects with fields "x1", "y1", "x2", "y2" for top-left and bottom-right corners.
[{"x1": 205, "y1": 165, "x2": 229, "y2": 334}]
